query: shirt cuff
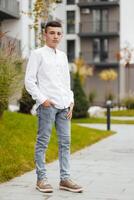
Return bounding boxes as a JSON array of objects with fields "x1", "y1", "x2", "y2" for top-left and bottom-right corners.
[{"x1": 38, "y1": 95, "x2": 48, "y2": 105}]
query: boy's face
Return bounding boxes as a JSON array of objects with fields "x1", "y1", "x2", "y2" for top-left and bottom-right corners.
[{"x1": 44, "y1": 26, "x2": 63, "y2": 49}]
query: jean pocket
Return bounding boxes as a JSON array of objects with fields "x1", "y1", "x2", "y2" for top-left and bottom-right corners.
[{"x1": 41, "y1": 104, "x2": 52, "y2": 109}]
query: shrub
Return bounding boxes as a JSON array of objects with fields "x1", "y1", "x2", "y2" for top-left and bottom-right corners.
[
  {"x1": 0, "y1": 45, "x2": 23, "y2": 118},
  {"x1": 89, "y1": 90, "x2": 97, "y2": 106},
  {"x1": 19, "y1": 87, "x2": 35, "y2": 114},
  {"x1": 122, "y1": 97, "x2": 134, "y2": 109},
  {"x1": 73, "y1": 73, "x2": 89, "y2": 118},
  {"x1": 105, "y1": 92, "x2": 115, "y2": 102}
]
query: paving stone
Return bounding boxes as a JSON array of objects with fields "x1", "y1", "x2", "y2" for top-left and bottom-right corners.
[{"x1": 0, "y1": 124, "x2": 134, "y2": 200}]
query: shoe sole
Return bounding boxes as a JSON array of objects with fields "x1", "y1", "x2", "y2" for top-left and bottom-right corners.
[
  {"x1": 36, "y1": 186, "x2": 53, "y2": 193},
  {"x1": 59, "y1": 186, "x2": 83, "y2": 193}
]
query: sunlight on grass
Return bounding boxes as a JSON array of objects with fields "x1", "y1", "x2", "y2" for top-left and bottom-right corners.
[
  {"x1": 111, "y1": 109, "x2": 134, "y2": 117},
  {"x1": 72, "y1": 117, "x2": 134, "y2": 124}
]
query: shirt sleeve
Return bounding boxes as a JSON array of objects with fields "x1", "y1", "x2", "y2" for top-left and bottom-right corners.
[
  {"x1": 25, "y1": 51, "x2": 47, "y2": 104},
  {"x1": 70, "y1": 90, "x2": 74, "y2": 104}
]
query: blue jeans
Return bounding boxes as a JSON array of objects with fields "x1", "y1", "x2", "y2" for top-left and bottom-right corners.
[{"x1": 35, "y1": 105, "x2": 71, "y2": 181}]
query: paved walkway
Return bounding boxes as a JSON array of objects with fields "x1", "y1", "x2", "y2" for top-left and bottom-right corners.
[{"x1": 0, "y1": 124, "x2": 134, "y2": 200}]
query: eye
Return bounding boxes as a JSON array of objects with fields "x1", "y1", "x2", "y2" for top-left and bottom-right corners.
[
  {"x1": 50, "y1": 31, "x2": 55, "y2": 34},
  {"x1": 57, "y1": 32, "x2": 62, "y2": 36}
]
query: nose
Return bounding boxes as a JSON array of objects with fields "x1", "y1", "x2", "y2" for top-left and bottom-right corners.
[{"x1": 54, "y1": 33, "x2": 59, "y2": 38}]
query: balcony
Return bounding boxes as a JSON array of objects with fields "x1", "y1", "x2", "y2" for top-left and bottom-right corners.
[
  {"x1": 0, "y1": 0, "x2": 20, "y2": 20},
  {"x1": 81, "y1": 50, "x2": 119, "y2": 67},
  {"x1": 78, "y1": 0, "x2": 119, "y2": 8},
  {"x1": 79, "y1": 21, "x2": 119, "y2": 37}
]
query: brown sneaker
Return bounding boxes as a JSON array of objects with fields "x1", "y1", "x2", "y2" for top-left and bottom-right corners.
[
  {"x1": 59, "y1": 179, "x2": 83, "y2": 193},
  {"x1": 36, "y1": 179, "x2": 53, "y2": 193}
]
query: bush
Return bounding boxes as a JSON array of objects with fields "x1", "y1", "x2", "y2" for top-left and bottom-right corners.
[
  {"x1": 89, "y1": 90, "x2": 97, "y2": 106},
  {"x1": 19, "y1": 87, "x2": 35, "y2": 114},
  {"x1": 122, "y1": 97, "x2": 134, "y2": 109},
  {"x1": 0, "y1": 47, "x2": 23, "y2": 118},
  {"x1": 73, "y1": 73, "x2": 89, "y2": 118},
  {"x1": 105, "y1": 92, "x2": 115, "y2": 102}
]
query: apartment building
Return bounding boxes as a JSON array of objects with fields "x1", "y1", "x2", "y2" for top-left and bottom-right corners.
[
  {"x1": 53, "y1": 0, "x2": 120, "y2": 104},
  {"x1": 78, "y1": 0, "x2": 120, "y2": 103},
  {"x1": 0, "y1": 0, "x2": 35, "y2": 58},
  {"x1": 1, "y1": 0, "x2": 134, "y2": 104}
]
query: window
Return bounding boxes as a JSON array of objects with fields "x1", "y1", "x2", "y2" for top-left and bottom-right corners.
[
  {"x1": 92, "y1": 9, "x2": 108, "y2": 32},
  {"x1": 93, "y1": 39, "x2": 100, "y2": 62},
  {"x1": 93, "y1": 10, "x2": 101, "y2": 32},
  {"x1": 93, "y1": 39, "x2": 108, "y2": 62},
  {"x1": 67, "y1": 40, "x2": 75, "y2": 62},
  {"x1": 102, "y1": 10, "x2": 108, "y2": 32},
  {"x1": 67, "y1": 0, "x2": 75, "y2": 5},
  {"x1": 67, "y1": 11, "x2": 75, "y2": 34}
]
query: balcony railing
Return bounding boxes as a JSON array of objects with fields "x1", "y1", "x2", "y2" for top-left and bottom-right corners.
[
  {"x1": 78, "y1": 0, "x2": 119, "y2": 7},
  {"x1": 79, "y1": 21, "x2": 119, "y2": 36},
  {"x1": 81, "y1": 50, "x2": 119, "y2": 64},
  {"x1": 0, "y1": 0, "x2": 20, "y2": 19}
]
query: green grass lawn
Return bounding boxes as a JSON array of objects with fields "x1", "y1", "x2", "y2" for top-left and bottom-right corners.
[
  {"x1": 72, "y1": 117, "x2": 134, "y2": 124},
  {"x1": 0, "y1": 111, "x2": 113, "y2": 183},
  {"x1": 111, "y1": 109, "x2": 134, "y2": 116}
]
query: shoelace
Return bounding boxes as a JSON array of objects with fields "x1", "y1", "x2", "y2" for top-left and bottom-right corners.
[
  {"x1": 42, "y1": 178, "x2": 49, "y2": 185},
  {"x1": 68, "y1": 179, "x2": 77, "y2": 186}
]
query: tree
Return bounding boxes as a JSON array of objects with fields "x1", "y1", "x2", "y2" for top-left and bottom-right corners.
[
  {"x1": 71, "y1": 57, "x2": 93, "y2": 118},
  {"x1": 28, "y1": 0, "x2": 57, "y2": 47},
  {"x1": 73, "y1": 73, "x2": 89, "y2": 118},
  {"x1": 22, "y1": 0, "x2": 57, "y2": 47}
]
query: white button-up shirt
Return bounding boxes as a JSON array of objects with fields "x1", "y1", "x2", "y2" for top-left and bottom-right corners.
[{"x1": 25, "y1": 45, "x2": 74, "y2": 109}]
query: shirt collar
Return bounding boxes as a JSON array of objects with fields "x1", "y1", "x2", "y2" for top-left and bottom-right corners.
[{"x1": 44, "y1": 45, "x2": 57, "y2": 54}]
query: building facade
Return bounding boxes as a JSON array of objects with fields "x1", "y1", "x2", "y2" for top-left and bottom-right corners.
[
  {"x1": 0, "y1": 0, "x2": 35, "y2": 58},
  {"x1": 53, "y1": 0, "x2": 120, "y2": 104},
  {"x1": 1, "y1": 0, "x2": 134, "y2": 105}
]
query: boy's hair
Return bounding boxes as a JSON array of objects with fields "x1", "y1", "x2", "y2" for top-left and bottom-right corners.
[{"x1": 45, "y1": 21, "x2": 62, "y2": 32}]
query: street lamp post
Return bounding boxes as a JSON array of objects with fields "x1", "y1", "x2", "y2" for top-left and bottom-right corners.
[{"x1": 106, "y1": 100, "x2": 112, "y2": 131}]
